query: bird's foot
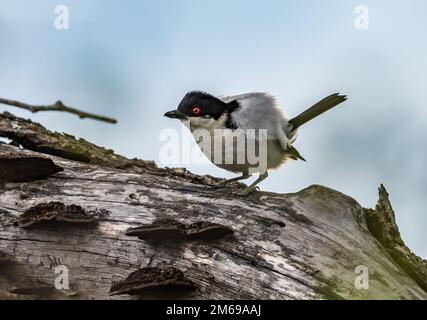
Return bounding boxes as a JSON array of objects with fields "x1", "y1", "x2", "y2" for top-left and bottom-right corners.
[
  {"x1": 211, "y1": 180, "x2": 228, "y2": 189},
  {"x1": 213, "y1": 178, "x2": 246, "y2": 189},
  {"x1": 233, "y1": 186, "x2": 260, "y2": 197},
  {"x1": 214, "y1": 180, "x2": 228, "y2": 187}
]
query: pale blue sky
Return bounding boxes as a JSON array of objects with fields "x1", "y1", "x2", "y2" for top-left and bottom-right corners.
[{"x1": 0, "y1": 0, "x2": 426, "y2": 257}]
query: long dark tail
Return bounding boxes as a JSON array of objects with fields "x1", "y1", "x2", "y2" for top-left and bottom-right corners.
[{"x1": 289, "y1": 93, "x2": 347, "y2": 130}]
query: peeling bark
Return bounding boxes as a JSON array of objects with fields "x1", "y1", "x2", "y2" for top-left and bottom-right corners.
[{"x1": 0, "y1": 113, "x2": 426, "y2": 300}]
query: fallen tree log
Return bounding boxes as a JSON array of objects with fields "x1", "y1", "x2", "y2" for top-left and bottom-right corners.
[{"x1": 0, "y1": 112, "x2": 426, "y2": 300}]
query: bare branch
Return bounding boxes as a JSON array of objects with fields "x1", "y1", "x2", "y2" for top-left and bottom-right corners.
[{"x1": 0, "y1": 97, "x2": 117, "y2": 124}]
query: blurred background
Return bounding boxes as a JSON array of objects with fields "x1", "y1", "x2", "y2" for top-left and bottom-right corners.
[{"x1": 0, "y1": 0, "x2": 426, "y2": 258}]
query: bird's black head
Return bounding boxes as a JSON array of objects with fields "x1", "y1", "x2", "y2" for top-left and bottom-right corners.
[{"x1": 164, "y1": 91, "x2": 239, "y2": 121}]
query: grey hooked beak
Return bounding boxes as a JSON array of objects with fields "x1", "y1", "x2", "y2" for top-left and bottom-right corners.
[{"x1": 164, "y1": 109, "x2": 188, "y2": 120}]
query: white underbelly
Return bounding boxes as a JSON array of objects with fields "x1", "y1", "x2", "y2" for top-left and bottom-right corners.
[{"x1": 194, "y1": 131, "x2": 290, "y2": 174}]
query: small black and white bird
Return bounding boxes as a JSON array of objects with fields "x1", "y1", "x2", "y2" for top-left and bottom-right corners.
[{"x1": 165, "y1": 91, "x2": 347, "y2": 195}]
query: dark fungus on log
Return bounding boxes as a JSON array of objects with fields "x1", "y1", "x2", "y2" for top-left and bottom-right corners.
[
  {"x1": 109, "y1": 266, "x2": 197, "y2": 298},
  {"x1": 13, "y1": 202, "x2": 98, "y2": 228},
  {"x1": 8, "y1": 284, "x2": 57, "y2": 296},
  {"x1": 7, "y1": 282, "x2": 77, "y2": 299},
  {"x1": 0, "y1": 152, "x2": 63, "y2": 182},
  {"x1": 186, "y1": 221, "x2": 235, "y2": 240},
  {"x1": 125, "y1": 219, "x2": 234, "y2": 242},
  {"x1": 126, "y1": 219, "x2": 186, "y2": 240}
]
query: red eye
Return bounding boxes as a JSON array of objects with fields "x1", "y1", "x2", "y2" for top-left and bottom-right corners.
[{"x1": 192, "y1": 106, "x2": 201, "y2": 116}]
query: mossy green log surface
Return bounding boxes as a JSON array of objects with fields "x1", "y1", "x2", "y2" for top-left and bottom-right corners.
[{"x1": 0, "y1": 112, "x2": 154, "y2": 171}]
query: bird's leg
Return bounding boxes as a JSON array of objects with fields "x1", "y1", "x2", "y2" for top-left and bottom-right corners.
[
  {"x1": 215, "y1": 173, "x2": 250, "y2": 187},
  {"x1": 235, "y1": 171, "x2": 268, "y2": 196}
]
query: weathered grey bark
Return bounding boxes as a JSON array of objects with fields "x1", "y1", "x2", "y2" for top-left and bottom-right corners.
[{"x1": 0, "y1": 112, "x2": 426, "y2": 300}]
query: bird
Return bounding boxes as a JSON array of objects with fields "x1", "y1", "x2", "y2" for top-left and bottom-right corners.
[{"x1": 164, "y1": 91, "x2": 347, "y2": 196}]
